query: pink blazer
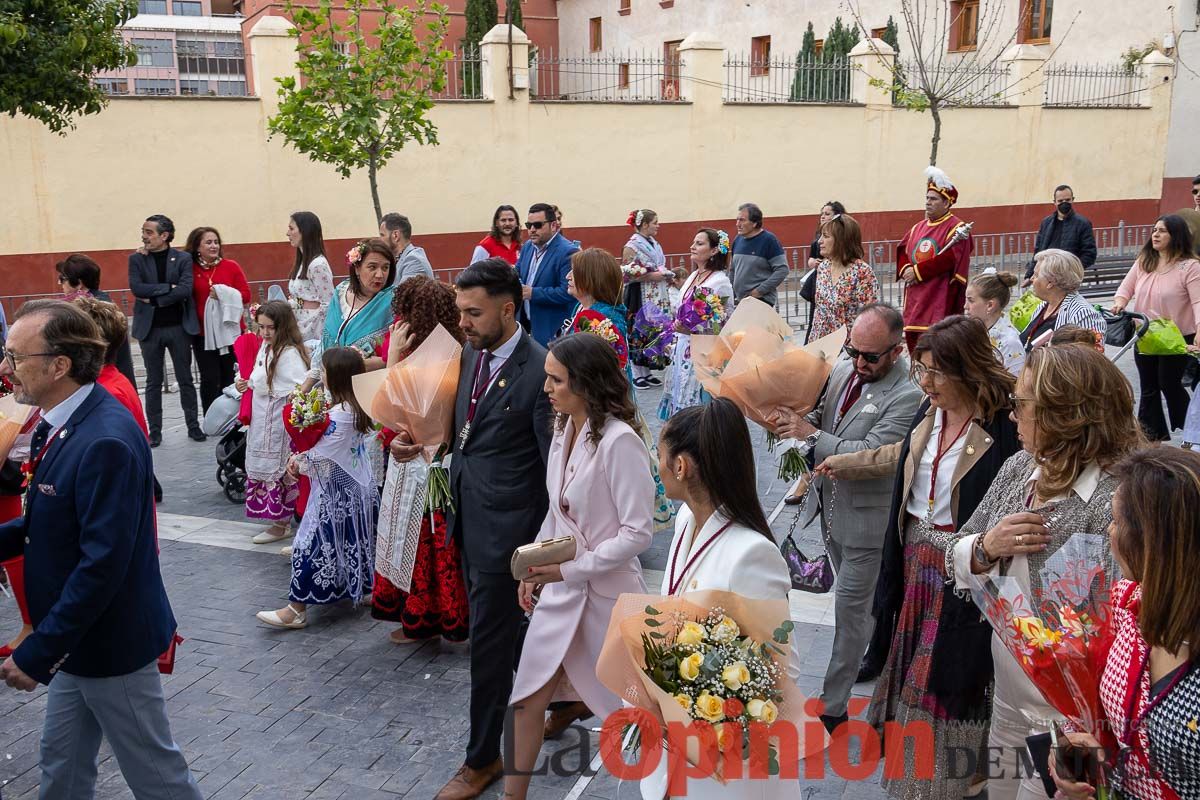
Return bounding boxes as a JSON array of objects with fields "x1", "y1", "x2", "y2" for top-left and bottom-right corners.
[{"x1": 510, "y1": 416, "x2": 656, "y2": 717}]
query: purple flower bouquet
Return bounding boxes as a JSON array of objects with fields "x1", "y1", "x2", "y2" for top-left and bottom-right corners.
[
  {"x1": 630, "y1": 303, "x2": 674, "y2": 370},
  {"x1": 677, "y1": 287, "x2": 726, "y2": 335}
]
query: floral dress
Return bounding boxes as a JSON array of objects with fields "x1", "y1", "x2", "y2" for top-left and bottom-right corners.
[
  {"x1": 290, "y1": 403, "x2": 379, "y2": 605},
  {"x1": 808, "y1": 259, "x2": 880, "y2": 342},
  {"x1": 288, "y1": 255, "x2": 335, "y2": 343},
  {"x1": 657, "y1": 270, "x2": 734, "y2": 420},
  {"x1": 245, "y1": 344, "x2": 307, "y2": 522}
]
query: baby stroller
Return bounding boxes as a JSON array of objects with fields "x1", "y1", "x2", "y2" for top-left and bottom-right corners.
[
  {"x1": 203, "y1": 386, "x2": 247, "y2": 504},
  {"x1": 1100, "y1": 308, "x2": 1151, "y2": 363}
]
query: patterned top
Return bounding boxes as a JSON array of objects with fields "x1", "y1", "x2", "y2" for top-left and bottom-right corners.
[
  {"x1": 1021, "y1": 291, "x2": 1106, "y2": 350},
  {"x1": 1099, "y1": 580, "x2": 1198, "y2": 800},
  {"x1": 288, "y1": 254, "x2": 335, "y2": 343},
  {"x1": 989, "y1": 315, "x2": 1026, "y2": 376},
  {"x1": 809, "y1": 259, "x2": 880, "y2": 341}
]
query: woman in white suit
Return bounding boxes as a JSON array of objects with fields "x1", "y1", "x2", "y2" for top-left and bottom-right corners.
[
  {"x1": 505, "y1": 333, "x2": 657, "y2": 800},
  {"x1": 645, "y1": 397, "x2": 806, "y2": 800}
]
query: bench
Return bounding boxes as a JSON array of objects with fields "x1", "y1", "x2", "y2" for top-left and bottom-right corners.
[{"x1": 1078, "y1": 255, "x2": 1132, "y2": 300}]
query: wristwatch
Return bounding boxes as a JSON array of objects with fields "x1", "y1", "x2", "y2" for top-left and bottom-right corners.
[
  {"x1": 804, "y1": 431, "x2": 821, "y2": 450},
  {"x1": 973, "y1": 534, "x2": 998, "y2": 568}
]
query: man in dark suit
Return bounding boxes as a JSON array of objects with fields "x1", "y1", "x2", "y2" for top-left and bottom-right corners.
[
  {"x1": 515, "y1": 202, "x2": 579, "y2": 347},
  {"x1": 393, "y1": 259, "x2": 553, "y2": 799},
  {"x1": 129, "y1": 213, "x2": 204, "y2": 447},
  {"x1": 0, "y1": 300, "x2": 201, "y2": 798}
]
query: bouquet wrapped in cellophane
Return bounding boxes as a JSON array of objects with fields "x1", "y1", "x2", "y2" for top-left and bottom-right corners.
[
  {"x1": 597, "y1": 590, "x2": 826, "y2": 787},
  {"x1": 282, "y1": 386, "x2": 331, "y2": 453},
  {"x1": 573, "y1": 309, "x2": 629, "y2": 369},
  {"x1": 630, "y1": 303, "x2": 674, "y2": 370},
  {"x1": 354, "y1": 324, "x2": 461, "y2": 514},
  {"x1": 966, "y1": 532, "x2": 1115, "y2": 793},
  {"x1": 677, "y1": 287, "x2": 726, "y2": 335},
  {"x1": 0, "y1": 393, "x2": 34, "y2": 459}
]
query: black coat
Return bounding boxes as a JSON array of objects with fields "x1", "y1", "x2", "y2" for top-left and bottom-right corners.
[
  {"x1": 1023, "y1": 211, "x2": 1098, "y2": 278},
  {"x1": 867, "y1": 401, "x2": 1022, "y2": 716}
]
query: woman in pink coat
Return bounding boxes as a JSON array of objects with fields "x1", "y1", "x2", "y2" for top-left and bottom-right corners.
[{"x1": 505, "y1": 333, "x2": 657, "y2": 800}]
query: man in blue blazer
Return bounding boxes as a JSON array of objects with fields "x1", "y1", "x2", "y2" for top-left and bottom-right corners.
[
  {"x1": 0, "y1": 300, "x2": 201, "y2": 798},
  {"x1": 515, "y1": 202, "x2": 579, "y2": 346}
]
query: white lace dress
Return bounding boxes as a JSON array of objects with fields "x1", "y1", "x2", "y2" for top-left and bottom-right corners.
[{"x1": 288, "y1": 254, "x2": 335, "y2": 343}]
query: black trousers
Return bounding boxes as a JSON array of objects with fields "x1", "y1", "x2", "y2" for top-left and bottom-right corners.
[
  {"x1": 1133, "y1": 332, "x2": 1195, "y2": 440},
  {"x1": 460, "y1": 555, "x2": 525, "y2": 769},
  {"x1": 141, "y1": 324, "x2": 200, "y2": 436},
  {"x1": 192, "y1": 335, "x2": 237, "y2": 414}
]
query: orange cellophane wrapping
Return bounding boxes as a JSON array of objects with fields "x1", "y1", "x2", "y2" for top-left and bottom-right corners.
[
  {"x1": 364, "y1": 324, "x2": 462, "y2": 460},
  {"x1": 596, "y1": 590, "x2": 827, "y2": 780},
  {"x1": 0, "y1": 394, "x2": 35, "y2": 459}
]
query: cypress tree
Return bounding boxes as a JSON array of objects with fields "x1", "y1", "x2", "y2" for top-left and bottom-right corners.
[
  {"x1": 461, "y1": 0, "x2": 496, "y2": 96},
  {"x1": 789, "y1": 21, "x2": 817, "y2": 101}
]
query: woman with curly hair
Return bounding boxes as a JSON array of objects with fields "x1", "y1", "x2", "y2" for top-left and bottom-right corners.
[
  {"x1": 658, "y1": 228, "x2": 734, "y2": 420},
  {"x1": 371, "y1": 277, "x2": 471, "y2": 644},
  {"x1": 504, "y1": 333, "x2": 655, "y2": 800},
  {"x1": 949, "y1": 344, "x2": 1144, "y2": 800}
]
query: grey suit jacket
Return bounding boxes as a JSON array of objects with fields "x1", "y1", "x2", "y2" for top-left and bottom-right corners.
[
  {"x1": 128, "y1": 248, "x2": 199, "y2": 340},
  {"x1": 803, "y1": 357, "x2": 922, "y2": 549},
  {"x1": 446, "y1": 332, "x2": 554, "y2": 574}
]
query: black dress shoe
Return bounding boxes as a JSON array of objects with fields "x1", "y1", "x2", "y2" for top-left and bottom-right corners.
[
  {"x1": 856, "y1": 660, "x2": 882, "y2": 684},
  {"x1": 149, "y1": 433, "x2": 162, "y2": 448},
  {"x1": 188, "y1": 429, "x2": 207, "y2": 442},
  {"x1": 820, "y1": 712, "x2": 849, "y2": 734}
]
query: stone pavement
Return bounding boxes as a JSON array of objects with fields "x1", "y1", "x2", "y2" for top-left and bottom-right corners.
[{"x1": 0, "y1": 332, "x2": 1178, "y2": 799}]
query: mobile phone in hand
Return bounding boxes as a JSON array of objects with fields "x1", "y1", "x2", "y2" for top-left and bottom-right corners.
[{"x1": 1051, "y1": 722, "x2": 1105, "y2": 786}]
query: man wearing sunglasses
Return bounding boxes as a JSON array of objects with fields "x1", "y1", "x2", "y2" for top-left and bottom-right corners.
[
  {"x1": 514, "y1": 202, "x2": 579, "y2": 346},
  {"x1": 771, "y1": 303, "x2": 921, "y2": 732}
]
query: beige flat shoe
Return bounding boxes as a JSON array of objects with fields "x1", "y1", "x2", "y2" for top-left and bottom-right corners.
[
  {"x1": 256, "y1": 606, "x2": 306, "y2": 629},
  {"x1": 279, "y1": 545, "x2": 293, "y2": 557},
  {"x1": 252, "y1": 525, "x2": 292, "y2": 545}
]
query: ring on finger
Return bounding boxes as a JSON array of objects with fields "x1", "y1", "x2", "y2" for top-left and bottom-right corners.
[{"x1": 1017, "y1": 534, "x2": 1024, "y2": 545}]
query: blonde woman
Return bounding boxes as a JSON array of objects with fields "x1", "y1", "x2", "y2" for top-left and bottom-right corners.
[
  {"x1": 1019, "y1": 248, "x2": 1104, "y2": 350},
  {"x1": 964, "y1": 269, "x2": 1024, "y2": 375}
]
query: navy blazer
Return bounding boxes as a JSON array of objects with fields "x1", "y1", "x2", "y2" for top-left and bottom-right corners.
[
  {"x1": 0, "y1": 386, "x2": 175, "y2": 685},
  {"x1": 515, "y1": 234, "x2": 580, "y2": 346},
  {"x1": 128, "y1": 247, "x2": 199, "y2": 340}
]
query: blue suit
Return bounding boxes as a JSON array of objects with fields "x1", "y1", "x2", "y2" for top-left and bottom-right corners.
[
  {"x1": 515, "y1": 234, "x2": 580, "y2": 346},
  {"x1": 0, "y1": 386, "x2": 175, "y2": 686}
]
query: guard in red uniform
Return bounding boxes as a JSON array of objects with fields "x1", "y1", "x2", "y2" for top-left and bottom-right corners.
[{"x1": 898, "y1": 166, "x2": 973, "y2": 351}]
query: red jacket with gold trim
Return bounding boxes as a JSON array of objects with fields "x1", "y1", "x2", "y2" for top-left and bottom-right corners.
[{"x1": 897, "y1": 212, "x2": 973, "y2": 333}]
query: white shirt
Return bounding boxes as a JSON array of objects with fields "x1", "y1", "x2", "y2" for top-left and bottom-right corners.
[
  {"x1": 40, "y1": 383, "x2": 94, "y2": 443},
  {"x1": 905, "y1": 408, "x2": 972, "y2": 526},
  {"x1": 477, "y1": 326, "x2": 521, "y2": 396},
  {"x1": 523, "y1": 232, "x2": 560, "y2": 318}
]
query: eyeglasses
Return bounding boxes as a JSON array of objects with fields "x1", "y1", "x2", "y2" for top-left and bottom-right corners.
[
  {"x1": 2, "y1": 348, "x2": 60, "y2": 371},
  {"x1": 1009, "y1": 393, "x2": 1035, "y2": 411},
  {"x1": 910, "y1": 362, "x2": 951, "y2": 383},
  {"x1": 525, "y1": 221, "x2": 549, "y2": 230},
  {"x1": 1193, "y1": 188, "x2": 1200, "y2": 196},
  {"x1": 843, "y1": 342, "x2": 900, "y2": 364}
]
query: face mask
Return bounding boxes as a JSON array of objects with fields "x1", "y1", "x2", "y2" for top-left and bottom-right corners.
[{"x1": 1057, "y1": 201, "x2": 1073, "y2": 215}]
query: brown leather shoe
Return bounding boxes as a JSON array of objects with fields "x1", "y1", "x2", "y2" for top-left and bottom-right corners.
[
  {"x1": 543, "y1": 701, "x2": 592, "y2": 740},
  {"x1": 433, "y1": 759, "x2": 503, "y2": 800}
]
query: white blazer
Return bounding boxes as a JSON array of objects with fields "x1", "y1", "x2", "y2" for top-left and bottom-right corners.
[{"x1": 641, "y1": 505, "x2": 804, "y2": 800}]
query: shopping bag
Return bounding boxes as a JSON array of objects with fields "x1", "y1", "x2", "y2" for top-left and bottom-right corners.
[
  {"x1": 1009, "y1": 291, "x2": 1042, "y2": 333},
  {"x1": 1136, "y1": 318, "x2": 1188, "y2": 356}
]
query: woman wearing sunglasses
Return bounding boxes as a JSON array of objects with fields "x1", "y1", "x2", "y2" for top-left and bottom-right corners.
[{"x1": 812, "y1": 315, "x2": 1020, "y2": 800}]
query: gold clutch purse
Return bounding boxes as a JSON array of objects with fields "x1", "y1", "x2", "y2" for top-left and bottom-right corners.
[{"x1": 510, "y1": 536, "x2": 577, "y2": 582}]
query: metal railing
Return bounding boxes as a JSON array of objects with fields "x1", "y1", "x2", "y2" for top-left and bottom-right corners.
[
  {"x1": 723, "y1": 54, "x2": 855, "y2": 104},
  {"x1": 1043, "y1": 63, "x2": 1145, "y2": 108},
  {"x1": 0, "y1": 224, "x2": 1153, "y2": 330},
  {"x1": 95, "y1": 38, "x2": 251, "y2": 97},
  {"x1": 434, "y1": 45, "x2": 486, "y2": 100},
  {"x1": 530, "y1": 49, "x2": 684, "y2": 102},
  {"x1": 894, "y1": 59, "x2": 1010, "y2": 107}
]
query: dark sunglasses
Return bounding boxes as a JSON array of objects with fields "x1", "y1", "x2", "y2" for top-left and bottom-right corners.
[
  {"x1": 525, "y1": 221, "x2": 549, "y2": 230},
  {"x1": 843, "y1": 342, "x2": 900, "y2": 364},
  {"x1": 1193, "y1": 188, "x2": 1200, "y2": 196}
]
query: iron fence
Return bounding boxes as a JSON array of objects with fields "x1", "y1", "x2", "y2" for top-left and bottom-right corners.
[
  {"x1": 894, "y1": 59, "x2": 1010, "y2": 107},
  {"x1": 723, "y1": 54, "x2": 856, "y2": 104},
  {"x1": 0, "y1": 225, "x2": 1154, "y2": 331},
  {"x1": 1043, "y1": 63, "x2": 1146, "y2": 108},
  {"x1": 433, "y1": 45, "x2": 486, "y2": 100},
  {"x1": 95, "y1": 38, "x2": 251, "y2": 97},
  {"x1": 530, "y1": 49, "x2": 684, "y2": 102}
]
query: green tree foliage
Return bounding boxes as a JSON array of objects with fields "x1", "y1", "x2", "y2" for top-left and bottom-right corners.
[
  {"x1": 460, "y1": 0, "x2": 495, "y2": 96},
  {"x1": 268, "y1": 0, "x2": 452, "y2": 223},
  {"x1": 505, "y1": 0, "x2": 522, "y2": 29},
  {"x1": 788, "y1": 22, "x2": 817, "y2": 101},
  {"x1": 880, "y1": 15, "x2": 900, "y2": 56},
  {"x1": 0, "y1": 0, "x2": 137, "y2": 133},
  {"x1": 790, "y1": 18, "x2": 857, "y2": 102}
]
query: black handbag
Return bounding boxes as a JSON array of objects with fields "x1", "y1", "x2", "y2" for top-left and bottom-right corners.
[
  {"x1": 799, "y1": 269, "x2": 817, "y2": 303},
  {"x1": 1105, "y1": 313, "x2": 1135, "y2": 347}
]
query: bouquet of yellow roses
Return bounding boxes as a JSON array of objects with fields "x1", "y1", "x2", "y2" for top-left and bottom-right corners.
[{"x1": 597, "y1": 590, "x2": 826, "y2": 785}]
